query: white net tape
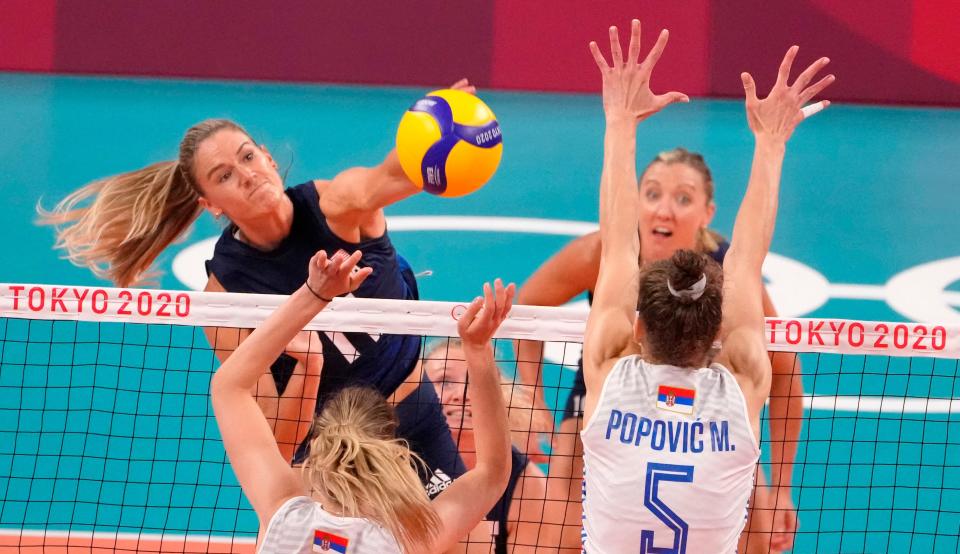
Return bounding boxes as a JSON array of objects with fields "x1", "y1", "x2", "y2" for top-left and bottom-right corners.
[{"x1": 2, "y1": 283, "x2": 957, "y2": 358}]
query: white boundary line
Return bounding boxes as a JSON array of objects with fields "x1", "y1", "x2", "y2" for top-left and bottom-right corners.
[
  {"x1": 803, "y1": 395, "x2": 960, "y2": 414},
  {"x1": 386, "y1": 215, "x2": 600, "y2": 235},
  {"x1": 0, "y1": 528, "x2": 256, "y2": 544}
]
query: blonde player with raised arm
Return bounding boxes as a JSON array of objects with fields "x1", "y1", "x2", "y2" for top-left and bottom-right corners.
[
  {"x1": 211, "y1": 248, "x2": 515, "y2": 553},
  {"x1": 580, "y1": 20, "x2": 833, "y2": 553}
]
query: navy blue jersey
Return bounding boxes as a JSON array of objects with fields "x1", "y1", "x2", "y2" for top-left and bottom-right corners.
[
  {"x1": 487, "y1": 446, "x2": 529, "y2": 554},
  {"x1": 709, "y1": 238, "x2": 730, "y2": 265},
  {"x1": 206, "y1": 181, "x2": 421, "y2": 404}
]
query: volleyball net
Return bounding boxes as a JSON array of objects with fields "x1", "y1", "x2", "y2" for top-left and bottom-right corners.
[{"x1": 0, "y1": 283, "x2": 958, "y2": 553}]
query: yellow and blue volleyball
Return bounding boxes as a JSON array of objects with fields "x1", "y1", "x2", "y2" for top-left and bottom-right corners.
[{"x1": 396, "y1": 89, "x2": 502, "y2": 197}]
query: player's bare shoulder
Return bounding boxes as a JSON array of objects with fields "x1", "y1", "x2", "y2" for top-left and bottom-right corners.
[{"x1": 715, "y1": 328, "x2": 771, "y2": 408}]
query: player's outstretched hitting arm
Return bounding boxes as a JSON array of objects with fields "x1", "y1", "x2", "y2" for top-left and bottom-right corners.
[{"x1": 320, "y1": 79, "x2": 478, "y2": 237}]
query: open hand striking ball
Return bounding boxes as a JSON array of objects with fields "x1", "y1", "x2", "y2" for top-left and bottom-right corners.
[{"x1": 396, "y1": 89, "x2": 503, "y2": 197}]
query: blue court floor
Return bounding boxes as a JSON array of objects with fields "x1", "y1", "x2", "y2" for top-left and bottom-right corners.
[{"x1": 1, "y1": 73, "x2": 959, "y2": 552}]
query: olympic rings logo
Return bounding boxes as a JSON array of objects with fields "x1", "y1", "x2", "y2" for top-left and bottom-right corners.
[{"x1": 171, "y1": 216, "x2": 960, "y2": 324}]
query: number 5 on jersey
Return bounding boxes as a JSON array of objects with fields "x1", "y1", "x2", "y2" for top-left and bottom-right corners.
[{"x1": 640, "y1": 463, "x2": 694, "y2": 554}]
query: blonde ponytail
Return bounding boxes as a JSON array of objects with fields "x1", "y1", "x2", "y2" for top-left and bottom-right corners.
[
  {"x1": 699, "y1": 227, "x2": 723, "y2": 255},
  {"x1": 37, "y1": 162, "x2": 201, "y2": 287},
  {"x1": 37, "y1": 118, "x2": 250, "y2": 287},
  {"x1": 302, "y1": 387, "x2": 441, "y2": 553}
]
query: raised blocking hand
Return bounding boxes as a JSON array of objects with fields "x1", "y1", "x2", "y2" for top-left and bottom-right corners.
[
  {"x1": 458, "y1": 278, "x2": 516, "y2": 348},
  {"x1": 589, "y1": 19, "x2": 689, "y2": 124},
  {"x1": 304, "y1": 249, "x2": 373, "y2": 302},
  {"x1": 741, "y1": 46, "x2": 835, "y2": 143}
]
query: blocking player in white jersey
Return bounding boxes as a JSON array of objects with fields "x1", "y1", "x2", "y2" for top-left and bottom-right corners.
[
  {"x1": 210, "y1": 248, "x2": 516, "y2": 553},
  {"x1": 580, "y1": 20, "x2": 834, "y2": 553}
]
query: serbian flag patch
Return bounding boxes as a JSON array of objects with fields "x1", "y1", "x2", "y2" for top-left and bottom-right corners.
[
  {"x1": 313, "y1": 530, "x2": 349, "y2": 553},
  {"x1": 657, "y1": 385, "x2": 695, "y2": 415}
]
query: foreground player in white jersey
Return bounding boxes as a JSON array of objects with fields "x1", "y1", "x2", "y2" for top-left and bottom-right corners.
[
  {"x1": 581, "y1": 20, "x2": 833, "y2": 553},
  {"x1": 210, "y1": 249, "x2": 515, "y2": 553}
]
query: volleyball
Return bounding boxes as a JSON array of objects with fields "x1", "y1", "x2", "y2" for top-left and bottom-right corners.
[{"x1": 396, "y1": 89, "x2": 503, "y2": 197}]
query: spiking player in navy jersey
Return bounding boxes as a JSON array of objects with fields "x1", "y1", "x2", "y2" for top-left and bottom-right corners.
[
  {"x1": 42, "y1": 77, "x2": 483, "y2": 497},
  {"x1": 194, "y1": 84, "x2": 480, "y2": 492},
  {"x1": 42, "y1": 76, "x2": 484, "y2": 495}
]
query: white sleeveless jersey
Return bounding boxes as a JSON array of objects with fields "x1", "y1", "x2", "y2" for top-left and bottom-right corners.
[
  {"x1": 580, "y1": 355, "x2": 760, "y2": 554},
  {"x1": 258, "y1": 496, "x2": 401, "y2": 554}
]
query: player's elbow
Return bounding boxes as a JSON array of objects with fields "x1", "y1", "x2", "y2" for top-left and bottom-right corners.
[
  {"x1": 324, "y1": 166, "x2": 377, "y2": 214},
  {"x1": 514, "y1": 282, "x2": 538, "y2": 305},
  {"x1": 723, "y1": 242, "x2": 768, "y2": 275},
  {"x1": 208, "y1": 369, "x2": 231, "y2": 401},
  {"x1": 474, "y1": 446, "x2": 512, "y2": 499},
  {"x1": 515, "y1": 289, "x2": 549, "y2": 308},
  {"x1": 487, "y1": 452, "x2": 513, "y2": 488},
  {"x1": 475, "y1": 467, "x2": 511, "y2": 510},
  {"x1": 208, "y1": 361, "x2": 246, "y2": 400}
]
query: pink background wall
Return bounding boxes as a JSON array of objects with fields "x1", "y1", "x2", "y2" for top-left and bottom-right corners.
[{"x1": 2, "y1": 0, "x2": 957, "y2": 105}]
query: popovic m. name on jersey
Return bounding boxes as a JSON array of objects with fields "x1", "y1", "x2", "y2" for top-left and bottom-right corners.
[{"x1": 604, "y1": 410, "x2": 737, "y2": 453}]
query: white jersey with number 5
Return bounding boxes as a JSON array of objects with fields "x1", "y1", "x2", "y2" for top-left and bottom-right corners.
[{"x1": 580, "y1": 355, "x2": 760, "y2": 554}]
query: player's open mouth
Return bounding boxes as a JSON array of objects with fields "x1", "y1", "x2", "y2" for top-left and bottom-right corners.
[
  {"x1": 652, "y1": 226, "x2": 673, "y2": 238},
  {"x1": 445, "y1": 408, "x2": 472, "y2": 422},
  {"x1": 248, "y1": 181, "x2": 272, "y2": 197}
]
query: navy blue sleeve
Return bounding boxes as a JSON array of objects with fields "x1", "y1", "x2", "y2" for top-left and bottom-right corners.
[{"x1": 709, "y1": 235, "x2": 730, "y2": 265}]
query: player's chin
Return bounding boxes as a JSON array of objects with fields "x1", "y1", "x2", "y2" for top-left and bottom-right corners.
[
  {"x1": 444, "y1": 415, "x2": 473, "y2": 432},
  {"x1": 246, "y1": 186, "x2": 283, "y2": 212},
  {"x1": 645, "y1": 244, "x2": 675, "y2": 263}
]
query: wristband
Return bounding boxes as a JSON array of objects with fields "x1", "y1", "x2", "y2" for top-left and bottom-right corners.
[{"x1": 305, "y1": 282, "x2": 334, "y2": 303}]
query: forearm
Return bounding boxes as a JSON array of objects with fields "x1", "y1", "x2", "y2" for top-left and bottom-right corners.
[
  {"x1": 768, "y1": 354, "x2": 803, "y2": 488},
  {"x1": 515, "y1": 339, "x2": 545, "y2": 392},
  {"x1": 204, "y1": 326, "x2": 244, "y2": 363},
  {"x1": 773, "y1": 397, "x2": 802, "y2": 489},
  {"x1": 728, "y1": 138, "x2": 785, "y2": 270},
  {"x1": 322, "y1": 150, "x2": 420, "y2": 222},
  {"x1": 599, "y1": 119, "x2": 640, "y2": 247},
  {"x1": 463, "y1": 342, "x2": 511, "y2": 479},
  {"x1": 587, "y1": 117, "x2": 642, "y2": 350},
  {"x1": 361, "y1": 150, "x2": 420, "y2": 212},
  {"x1": 212, "y1": 287, "x2": 327, "y2": 392}
]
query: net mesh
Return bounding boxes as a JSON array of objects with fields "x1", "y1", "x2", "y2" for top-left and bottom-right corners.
[{"x1": 1, "y1": 285, "x2": 958, "y2": 553}]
